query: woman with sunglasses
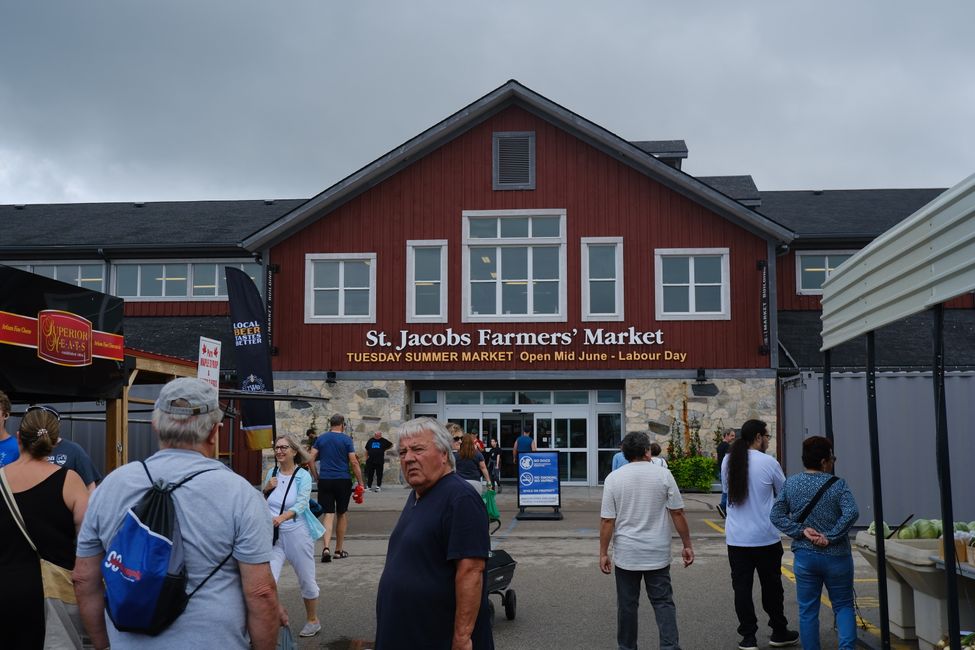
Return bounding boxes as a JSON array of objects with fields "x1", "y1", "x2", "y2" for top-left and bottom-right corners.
[
  {"x1": 0, "y1": 406, "x2": 88, "y2": 648},
  {"x1": 261, "y1": 433, "x2": 325, "y2": 638},
  {"x1": 771, "y1": 436, "x2": 859, "y2": 650}
]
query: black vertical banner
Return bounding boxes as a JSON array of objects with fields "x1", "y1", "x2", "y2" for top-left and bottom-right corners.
[{"x1": 225, "y1": 266, "x2": 276, "y2": 450}]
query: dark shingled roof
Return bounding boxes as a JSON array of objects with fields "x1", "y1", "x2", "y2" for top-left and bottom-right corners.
[
  {"x1": 699, "y1": 176, "x2": 761, "y2": 207},
  {"x1": 0, "y1": 199, "x2": 306, "y2": 255},
  {"x1": 758, "y1": 189, "x2": 945, "y2": 242},
  {"x1": 629, "y1": 140, "x2": 688, "y2": 158},
  {"x1": 778, "y1": 310, "x2": 975, "y2": 371},
  {"x1": 125, "y1": 316, "x2": 240, "y2": 371}
]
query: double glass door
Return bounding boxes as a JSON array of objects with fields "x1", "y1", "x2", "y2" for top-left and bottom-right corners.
[{"x1": 449, "y1": 409, "x2": 589, "y2": 484}]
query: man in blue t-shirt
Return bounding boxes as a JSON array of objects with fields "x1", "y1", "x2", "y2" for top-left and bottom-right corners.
[
  {"x1": 0, "y1": 390, "x2": 18, "y2": 468},
  {"x1": 375, "y1": 417, "x2": 493, "y2": 650},
  {"x1": 512, "y1": 428, "x2": 536, "y2": 465},
  {"x1": 309, "y1": 414, "x2": 364, "y2": 562}
]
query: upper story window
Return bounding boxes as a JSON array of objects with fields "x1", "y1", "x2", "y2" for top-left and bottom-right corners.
[
  {"x1": 407, "y1": 240, "x2": 447, "y2": 323},
  {"x1": 113, "y1": 261, "x2": 261, "y2": 300},
  {"x1": 305, "y1": 253, "x2": 376, "y2": 323},
  {"x1": 796, "y1": 251, "x2": 854, "y2": 295},
  {"x1": 462, "y1": 210, "x2": 566, "y2": 323},
  {"x1": 493, "y1": 131, "x2": 535, "y2": 190},
  {"x1": 5, "y1": 262, "x2": 106, "y2": 292},
  {"x1": 581, "y1": 237, "x2": 624, "y2": 322},
  {"x1": 654, "y1": 248, "x2": 730, "y2": 321}
]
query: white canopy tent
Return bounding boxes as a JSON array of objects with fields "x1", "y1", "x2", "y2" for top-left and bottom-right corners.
[{"x1": 819, "y1": 173, "x2": 975, "y2": 650}]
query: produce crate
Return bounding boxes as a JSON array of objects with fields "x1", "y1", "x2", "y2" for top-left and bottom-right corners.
[{"x1": 940, "y1": 537, "x2": 969, "y2": 562}]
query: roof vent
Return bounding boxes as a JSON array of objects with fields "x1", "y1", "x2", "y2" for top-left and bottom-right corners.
[
  {"x1": 812, "y1": 190, "x2": 823, "y2": 196},
  {"x1": 493, "y1": 132, "x2": 535, "y2": 190},
  {"x1": 264, "y1": 199, "x2": 275, "y2": 205},
  {"x1": 133, "y1": 202, "x2": 145, "y2": 207},
  {"x1": 14, "y1": 205, "x2": 25, "y2": 210}
]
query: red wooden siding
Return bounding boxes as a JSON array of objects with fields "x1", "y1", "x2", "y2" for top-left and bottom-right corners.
[
  {"x1": 269, "y1": 106, "x2": 772, "y2": 373},
  {"x1": 125, "y1": 301, "x2": 230, "y2": 317}
]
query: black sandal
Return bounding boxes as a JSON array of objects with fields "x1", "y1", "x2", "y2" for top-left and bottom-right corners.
[
  {"x1": 321, "y1": 548, "x2": 331, "y2": 563},
  {"x1": 334, "y1": 550, "x2": 350, "y2": 559}
]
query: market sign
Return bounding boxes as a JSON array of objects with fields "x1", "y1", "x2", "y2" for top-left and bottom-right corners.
[
  {"x1": 0, "y1": 265, "x2": 125, "y2": 402},
  {"x1": 349, "y1": 326, "x2": 690, "y2": 366}
]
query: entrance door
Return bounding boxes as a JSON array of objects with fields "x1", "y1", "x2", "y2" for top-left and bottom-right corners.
[{"x1": 535, "y1": 412, "x2": 589, "y2": 483}]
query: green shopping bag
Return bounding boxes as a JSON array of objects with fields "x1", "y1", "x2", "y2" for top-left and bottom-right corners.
[{"x1": 481, "y1": 488, "x2": 500, "y2": 523}]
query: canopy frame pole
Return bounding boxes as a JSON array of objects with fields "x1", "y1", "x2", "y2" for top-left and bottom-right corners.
[
  {"x1": 932, "y1": 304, "x2": 961, "y2": 650},
  {"x1": 823, "y1": 349, "x2": 833, "y2": 444},
  {"x1": 865, "y1": 331, "x2": 891, "y2": 649}
]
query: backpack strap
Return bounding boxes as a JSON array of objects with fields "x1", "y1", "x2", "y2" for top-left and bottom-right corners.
[
  {"x1": 187, "y1": 550, "x2": 235, "y2": 598},
  {"x1": 795, "y1": 475, "x2": 840, "y2": 524},
  {"x1": 140, "y1": 459, "x2": 221, "y2": 492}
]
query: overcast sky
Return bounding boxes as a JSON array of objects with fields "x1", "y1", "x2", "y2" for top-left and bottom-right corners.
[{"x1": 2, "y1": 1, "x2": 973, "y2": 205}]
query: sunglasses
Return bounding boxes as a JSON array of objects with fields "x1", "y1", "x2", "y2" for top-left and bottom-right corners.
[
  {"x1": 453, "y1": 436, "x2": 463, "y2": 442},
  {"x1": 27, "y1": 405, "x2": 61, "y2": 421}
]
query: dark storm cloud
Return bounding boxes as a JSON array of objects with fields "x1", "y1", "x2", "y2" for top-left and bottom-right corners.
[{"x1": 1, "y1": 1, "x2": 973, "y2": 204}]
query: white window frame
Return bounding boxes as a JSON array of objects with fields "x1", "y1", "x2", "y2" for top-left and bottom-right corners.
[
  {"x1": 406, "y1": 240, "x2": 448, "y2": 323},
  {"x1": 111, "y1": 259, "x2": 262, "y2": 301},
  {"x1": 795, "y1": 250, "x2": 856, "y2": 296},
  {"x1": 304, "y1": 252, "x2": 377, "y2": 324},
  {"x1": 654, "y1": 248, "x2": 731, "y2": 321},
  {"x1": 461, "y1": 209, "x2": 567, "y2": 323},
  {"x1": 581, "y1": 237, "x2": 624, "y2": 322},
  {"x1": 3, "y1": 260, "x2": 107, "y2": 292}
]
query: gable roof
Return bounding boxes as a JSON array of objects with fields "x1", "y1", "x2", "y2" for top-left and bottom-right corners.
[
  {"x1": 243, "y1": 80, "x2": 794, "y2": 251},
  {"x1": 757, "y1": 188, "x2": 945, "y2": 243},
  {"x1": 0, "y1": 199, "x2": 304, "y2": 258}
]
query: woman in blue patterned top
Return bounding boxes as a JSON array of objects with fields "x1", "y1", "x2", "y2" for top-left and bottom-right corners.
[{"x1": 770, "y1": 436, "x2": 859, "y2": 650}]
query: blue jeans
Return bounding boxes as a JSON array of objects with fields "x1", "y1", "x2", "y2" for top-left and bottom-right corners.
[
  {"x1": 793, "y1": 549, "x2": 856, "y2": 650},
  {"x1": 614, "y1": 565, "x2": 680, "y2": 650}
]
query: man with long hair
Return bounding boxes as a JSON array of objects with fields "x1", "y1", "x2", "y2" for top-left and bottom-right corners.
[{"x1": 721, "y1": 420, "x2": 798, "y2": 650}]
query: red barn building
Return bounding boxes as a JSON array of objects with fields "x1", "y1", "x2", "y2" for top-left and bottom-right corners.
[{"x1": 243, "y1": 81, "x2": 793, "y2": 484}]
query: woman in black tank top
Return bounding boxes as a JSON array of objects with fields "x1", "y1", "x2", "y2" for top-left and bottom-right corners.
[{"x1": 0, "y1": 406, "x2": 89, "y2": 649}]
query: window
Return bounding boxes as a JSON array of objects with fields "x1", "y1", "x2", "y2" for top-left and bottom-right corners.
[
  {"x1": 654, "y1": 248, "x2": 730, "y2": 320},
  {"x1": 406, "y1": 240, "x2": 447, "y2": 322},
  {"x1": 462, "y1": 210, "x2": 566, "y2": 323},
  {"x1": 6, "y1": 263, "x2": 106, "y2": 291},
  {"x1": 581, "y1": 237, "x2": 624, "y2": 321},
  {"x1": 493, "y1": 131, "x2": 535, "y2": 190},
  {"x1": 796, "y1": 251, "x2": 854, "y2": 295},
  {"x1": 113, "y1": 261, "x2": 260, "y2": 300},
  {"x1": 305, "y1": 253, "x2": 376, "y2": 323}
]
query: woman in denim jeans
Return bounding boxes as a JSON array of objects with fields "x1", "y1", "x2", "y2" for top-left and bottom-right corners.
[{"x1": 770, "y1": 436, "x2": 859, "y2": 650}]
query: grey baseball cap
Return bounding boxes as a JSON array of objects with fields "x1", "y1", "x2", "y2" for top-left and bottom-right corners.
[{"x1": 155, "y1": 378, "x2": 219, "y2": 416}]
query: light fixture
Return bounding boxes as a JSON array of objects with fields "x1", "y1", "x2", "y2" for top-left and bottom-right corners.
[
  {"x1": 696, "y1": 368, "x2": 707, "y2": 383},
  {"x1": 325, "y1": 371, "x2": 337, "y2": 385}
]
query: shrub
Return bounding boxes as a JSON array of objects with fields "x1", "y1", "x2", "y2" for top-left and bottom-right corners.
[{"x1": 668, "y1": 455, "x2": 716, "y2": 491}]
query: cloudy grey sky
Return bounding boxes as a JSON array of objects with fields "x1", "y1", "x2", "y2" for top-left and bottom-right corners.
[{"x1": 2, "y1": 1, "x2": 973, "y2": 205}]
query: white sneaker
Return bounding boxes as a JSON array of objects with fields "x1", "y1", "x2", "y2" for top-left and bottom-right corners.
[
  {"x1": 375, "y1": 486, "x2": 381, "y2": 493},
  {"x1": 299, "y1": 621, "x2": 322, "y2": 637}
]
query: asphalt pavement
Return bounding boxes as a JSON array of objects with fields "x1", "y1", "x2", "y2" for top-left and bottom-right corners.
[{"x1": 274, "y1": 484, "x2": 913, "y2": 649}]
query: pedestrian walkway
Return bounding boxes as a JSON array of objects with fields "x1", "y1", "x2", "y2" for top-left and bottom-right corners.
[{"x1": 280, "y1": 482, "x2": 913, "y2": 649}]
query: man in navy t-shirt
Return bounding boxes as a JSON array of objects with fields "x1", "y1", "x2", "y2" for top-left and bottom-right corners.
[
  {"x1": 375, "y1": 417, "x2": 493, "y2": 650},
  {"x1": 309, "y1": 414, "x2": 364, "y2": 562}
]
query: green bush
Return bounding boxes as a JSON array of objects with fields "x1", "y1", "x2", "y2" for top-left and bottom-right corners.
[{"x1": 668, "y1": 455, "x2": 716, "y2": 491}]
